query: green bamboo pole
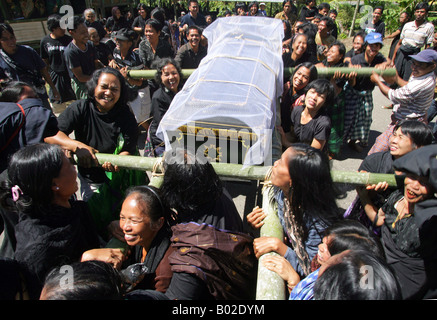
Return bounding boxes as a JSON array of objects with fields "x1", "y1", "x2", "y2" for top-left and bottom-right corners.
[
  {"x1": 128, "y1": 67, "x2": 396, "y2": 80},
  {"x1": 255, "y1": 185, "x2": 286, "y2": 300},
  {"x1": 90, "y1": 153, "x2": 397, "y2": 187}
]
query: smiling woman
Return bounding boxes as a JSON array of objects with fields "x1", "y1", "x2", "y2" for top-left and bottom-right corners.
[{"x1": 45, "y1": 67, "x2": 140, "y2": 201}]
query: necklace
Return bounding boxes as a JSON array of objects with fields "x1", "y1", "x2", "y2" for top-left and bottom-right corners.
[{"x1": 392, "y1": 198, "x2": 412, "y2": 229}]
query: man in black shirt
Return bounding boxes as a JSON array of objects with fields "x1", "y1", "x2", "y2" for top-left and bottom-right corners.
[
  {"x1": 40, "y1": 14, "x2": 76, "y2": 113},
  {"x1": 299, "y1": 0, "x2": 318, "y2": 22},
  {"x1": 64, "y1": 16, "x2": 104, "y2": 99},
  {"x1": 362, "y1": 6, "x2": 385, "y2": 38},
  {"x1": 175, "y1": 25, "x2": 207, "y2": 69}
]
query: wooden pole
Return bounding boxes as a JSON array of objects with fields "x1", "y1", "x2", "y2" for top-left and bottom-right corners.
[
  {"x1": 255, "y1": 185, "x2": 286, "y2": 300},
  {"x1": 128, "y1": 66, "x2": 397, "y2": 80},
  {"x1": 89, "y1": 153, "x2": 398, "y2": 187}
]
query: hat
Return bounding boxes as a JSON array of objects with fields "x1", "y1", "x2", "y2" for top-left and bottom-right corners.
[
  {"x1": 115, "y1": 28, "x2": 136, "y2": 42},
  {"x1": 260, "y1": 2, "x2": 266, "y2": 6},
  {"x1": 365, "y1": 32, "x2": 383, "y2": 45},
  {"x1": 409, "y1": 49, "x2": 437, "y2": 64}
]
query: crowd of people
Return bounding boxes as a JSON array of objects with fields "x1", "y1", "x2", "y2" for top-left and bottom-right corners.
[{"x1": 1, "y1": 0, "x2": 437, "y2": 301}]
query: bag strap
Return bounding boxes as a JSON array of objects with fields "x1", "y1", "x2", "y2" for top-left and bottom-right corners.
[{"x1": 0, "y1": 103, "x2": 26, "y2": 153}]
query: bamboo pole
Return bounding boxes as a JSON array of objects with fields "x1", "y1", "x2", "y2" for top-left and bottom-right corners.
[
  {"x1": 90, "y1": 153, "x2": 398, "y2": 187},
  {"x1": 255, "y1": 185, "x2": 286, "y2": 300},
  {"x1": 128, "y1": 66, "x2": 396, "y2": 80}
]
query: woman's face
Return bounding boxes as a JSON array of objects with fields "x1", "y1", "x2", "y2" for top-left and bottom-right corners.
[
  {"x1": 52, "y1": 153, "x2": 78, "y2": 198},
  {"x1": 404, "y1": 173, "x2": 432, "y2": 204},
  {"x1": 88, "y1": 29, "x2": 100, "y2": 46},
  {"x1": 389, "y1": 127, "x2": 415, "y2": 158},
  {"x1": 326, "y1": 45, "x2": 342, "y2": 65},
  {"x1": 292, "y1": 35, "x2": 307, "y2": 57},
  {"x1": 161, "y1": 63, "x2": 180, "y2": 93},
  {"x1": 114, "y1": 9, "x2": 121, "y2": 19},
  {"x1": 353, "y1": 36, "x2": 364, "y2": 53},
  {"x1": 120, "y1": 193, "x2": 161, "y2": 247},
  {"x1": 144, "y1": 24, "x2": 160, "y2": 43},
  {"x1": 317, "y1": 236, "x2": 332, "y2": 265},
  {"x1": 304, "y1": 88, "x2": 327, "y2": 113},
  {"x1": 292, "y1": 66, "x2": 311, "y2": 91},
  {"x1": 271, "y1": 147, "x2": 294, "y2": 192},
  {"x1": 94, "y1": 73, "x2": 121, "y2": 112},
  {"x1": 0, "y1": 30, "x2": 17, "y2": 55}
]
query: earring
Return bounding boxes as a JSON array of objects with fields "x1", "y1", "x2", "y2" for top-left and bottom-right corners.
[{"x1": 55, "y1": 186, "x2": 59, "y2": 190}]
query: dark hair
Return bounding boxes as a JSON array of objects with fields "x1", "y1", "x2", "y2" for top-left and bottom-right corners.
[
  {"x1": 0, "y1": 23, "x2": 14, "y2": 38},
  {"x1": 393, "y1": 120, "x2": 434, "y2": 148},
  {"x1": 324, "y1": 220, "x2": 385, "y2": 259},
  {"x1": 374, "y1": 6, "x2": 384, "y2": 13},
  {"x1": 314, "y1": 250, "x2": 402, "y2": 300},
  {"x1": 47, "y1": 14, "x2": 62, "y2": 32},
  {"x1": 111, "y1": 6, "x2": 121, "y2": 20},
  {"x1": 67, "y1": 16, "x2": 85, "y2": 32},
  {"x1": 319, "y1": 16, "x2": 335, "y2": 31},
  {"x1": 290, "y1": 62, "x2": 318, "y2": 86},
  {"x1": 282, "y1": 143, "x2": 340, "y2": 236},
  {"x1": 137, "y1": 3, "x2": 148, "y2": 11},
  {"x1": 0, "y1": 81, "x2": 37, "y2": 102},
  {"x1": 305, "y1": 0, "x2": 315, "y2": 5},
  {"x1": 0, "y1": 144, "x2": 64, "y2": 215},
  {"x1": 151, "y1": 7, "x2": 166, "y2": 25},
  {"x1": 329, "y1": 9, "x2": 338, "y2": 16},
  {"x1": 318, "y1": 2, "x2": 330, "y2": 11},
  {"x1": 145, "y1": 18, "x2": 163, "y2": 33},
  {"x1": 304, "y1": 78, "x2": 335, "y2": 110},
  {"x1": 353, "y1": 31, "x2": 366, "y2": 42},
  {"x1": 152, "y1": 57, "x2": 182, "y2": 86},
  {"x1": 415, "y1": 2, "x2": 429, "y2": 12},
  {"x1": 187, "y1": 25, "x2": 202, "y2": 36},
  {"x1": 86, "y1": 67, "x2": 135, "y2": 105},
  {"x1": 41, "y1": 260, "x2": 124, "y2": 300},
  {"x1": 328, "y1": 40, "x2": 346, "y2": 61},
  {"x1": 124, "y1": 185, "x2": 167, "y2": 229},
  {"x1": 160, "y1": 148, "x2": 223, "y2": 221},
  {"x1": 249, "y1": 1, "x2": 259, "y2": 9}
]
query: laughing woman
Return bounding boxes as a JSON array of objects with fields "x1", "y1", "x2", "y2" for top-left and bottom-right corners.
[
  {"x1": 45, "y1": 67, "x2": 140, "y2": 201},
  {"x1": 146, "y1": 58, "x2": 182, "y2": 157},
  {"x1": 362, "y1": 145, "x2": 437, "y2": 299}
]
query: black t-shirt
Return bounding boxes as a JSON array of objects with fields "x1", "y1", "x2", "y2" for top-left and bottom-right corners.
[
  {"x1": 132, "y1": 16, "x2": 147, "y2": 34},
  {"x1": 95, "y1": 42, "x2": 112, "y2": 66},
  {"x1": 40, "y1": 34, "x2": 72, "y2": 74},
  {"x1": 64, "y1": 41, "x2": 97, "y2": 81},
  {"x1": 290, "y1": 104, "x2": 331, "y2": 147},
  {"x1": 350, "y1": 52, "x2": 386, "y2": 91},
  {"x1": 358, "y1": 150, "x2": 394, "y2": 173},
  {"x1": 57, "y1": 99, "x2": 139, "y2": 183},
  {"x1": 299, "y1": 6, "x2": 317, "y2": 21},
  {"x1": 362, "y1": 20, "x2": 385, "y2": 38}
]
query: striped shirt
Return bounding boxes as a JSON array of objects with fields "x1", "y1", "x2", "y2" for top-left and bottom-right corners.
[
  {"x1": 400, "y1": 21, "x2": 434, "y2": 48},
  {"x1": 389, "y1": 71, "x2": 436, "y2": 121}
]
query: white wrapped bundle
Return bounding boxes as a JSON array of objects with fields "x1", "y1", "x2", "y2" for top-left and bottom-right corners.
[{"x1": 157, "y1": 16, "x2": 284, "y2": 165}]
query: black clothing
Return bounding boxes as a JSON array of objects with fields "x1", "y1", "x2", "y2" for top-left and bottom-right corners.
[
  {"x1": 85, "y1": 20, "x2": 107, "y2": 39},
  {"x1": 57, "y1": 99, "x2": 138, "y2": 184},
  {"x1": 149, "y1": 86, "x2": 176, "y2": 149},
  {"x1": 132, "y1": 15, "x2": 147, "y2": 34},
  {"x1": 351, "y1": 52, "x2": 386, "y2": 91},
  {"x1": 40, "y1": 34, "x2": 76, "y2": 102},
  {"x1": 14, "y1": 200, "x2": 101, "y2": 299},
  {"x1": 299, "y1": 6, "x2": 317, "y2": 21},
  {"x1": 95, "y1": 42, "x2": 112, "y2": 66},
  {"x1": 362, "y1": 20, "x2": 385, "y2": 38},
  {"x1": 63, "y1": 41, "x2": 97, "y2": 81},
  {"x1": 105, "y1": 16, "x2": 130, "y2": 33},
  {"x1": 290, "y1": 104, "x2": 331, "y2": 147},
  {"x1": 175, "y1": 43, "x2": 207, "y2": 69},
  {"x1": 0, "y1": 98, "x2": 59, "y2": 173},
  {"x1": 358, "y1": 150, "x2": 394, "y2": 174}
]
